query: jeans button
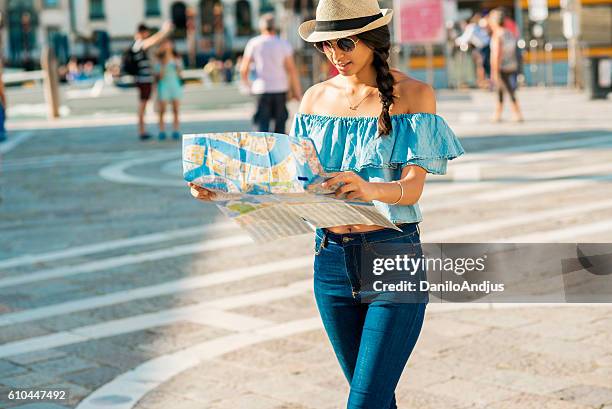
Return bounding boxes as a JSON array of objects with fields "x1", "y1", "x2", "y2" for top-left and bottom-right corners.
[{"x1": 342, "y1": 237, "x2": 351, "y2": 243}]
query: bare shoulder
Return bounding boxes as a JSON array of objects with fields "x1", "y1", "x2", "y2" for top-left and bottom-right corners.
[
  {"x1": 298, "y1": 78, "x2": 336, "y2": 114},
  {"x1": 390, "y1": 69, "x2": 436, "y2": 114}
]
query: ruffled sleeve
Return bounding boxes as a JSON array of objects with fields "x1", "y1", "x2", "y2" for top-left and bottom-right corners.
[
  {"x1": 389, "y1": 113, "x2": 465, "y2": 175},
  {"x1": 289, "y1": 112, "x2": 465, "y2": 176}
]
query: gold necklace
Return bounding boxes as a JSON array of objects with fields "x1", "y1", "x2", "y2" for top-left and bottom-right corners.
[{"x1": 344, "y1": 87, "x2": 376, "y2": 111}]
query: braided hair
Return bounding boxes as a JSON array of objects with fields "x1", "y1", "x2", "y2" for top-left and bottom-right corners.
[{"x1": 357, "y1": 26, "x2": 395, "y2": 136}]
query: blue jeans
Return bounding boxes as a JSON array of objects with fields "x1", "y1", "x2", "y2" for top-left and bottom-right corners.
[
  {"x1": 253, "y1": 92, "x2": 288, "y2": 134},
  {"x1": 313, "y1": 223, "x2": 428, "y2": 409}
]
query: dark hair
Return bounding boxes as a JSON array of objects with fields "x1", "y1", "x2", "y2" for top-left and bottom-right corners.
[
  {"x1": 156, "y1": 39, "x2": 180, "y2": 60},
  {"x1": 137, "y1": 23, "x2": 149, "y2": 33},
  {"x1": 259, "y1": 13, "x2": 276, "y2": 32},
  {"x1": 356, "y1": 25, "x2": 395, "y2": 136}
]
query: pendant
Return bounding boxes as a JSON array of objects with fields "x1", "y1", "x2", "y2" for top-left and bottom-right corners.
[{"x1": 349, "y1": 106, "x2": 357, "y2": 110}]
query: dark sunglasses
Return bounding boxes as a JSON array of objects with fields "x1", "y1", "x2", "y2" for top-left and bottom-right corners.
[{"x1": 313, "y1": 37, "x2": 360, "y2": 54}]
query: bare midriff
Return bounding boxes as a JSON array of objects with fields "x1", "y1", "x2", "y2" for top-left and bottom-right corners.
[{"x1": 325, "y1": 223, "x2": 389, "y2": 234}]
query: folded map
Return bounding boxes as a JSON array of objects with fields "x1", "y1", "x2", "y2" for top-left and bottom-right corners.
[{"x1": 183, "y1": 131, "x2": 401, "y2": 242}]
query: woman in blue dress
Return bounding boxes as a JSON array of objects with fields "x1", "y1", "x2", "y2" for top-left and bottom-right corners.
[
  {"x1": 189, "y1": 0, "x2": 465, "y2": 407},
  {"x1": 155, "y1": 39, "x2": 183, "y2": 140}
]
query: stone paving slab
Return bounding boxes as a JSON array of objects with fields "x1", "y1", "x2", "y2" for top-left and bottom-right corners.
[
  {"x1": 28, "y1": 356, "x2": 99, "y2": 379},
  {"x1": 0, "y1": 359, "x2": 30, "y2": 377},
  {"x1": 0, "y1": 371, "x2": 61, "y2": 389},
  {"x1": 56, "y1": 339, "x2": 155, "y2": 372},
  {"x1": 6, "y1": 350, "x2": 68, "y2": 366}
]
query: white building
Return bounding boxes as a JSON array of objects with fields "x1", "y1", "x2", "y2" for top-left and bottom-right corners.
[{"x1": 1, "y1": 0, "x2": 283, "y2": 67}]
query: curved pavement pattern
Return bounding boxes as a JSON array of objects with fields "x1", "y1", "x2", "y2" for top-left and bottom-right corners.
[{"x1": 0, "y1": 88, "x2": 611, "y2": 409}]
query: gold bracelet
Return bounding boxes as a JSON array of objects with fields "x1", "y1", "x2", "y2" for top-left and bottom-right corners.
[{"x1": 389, "y1": 181, "x2": 403, "y2": 205}]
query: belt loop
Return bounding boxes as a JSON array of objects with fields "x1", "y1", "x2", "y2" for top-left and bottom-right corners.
[
  {"x1": 322, "y1": 228, "x2": 329, "y2": 249},
  {"x1": 416, "y1": 223, "x2": 421, "y2": 236}
]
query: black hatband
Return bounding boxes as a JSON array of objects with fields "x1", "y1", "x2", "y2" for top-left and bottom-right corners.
[{"x1": 314, "y1": 12, "x2": 383, "y2": 32}]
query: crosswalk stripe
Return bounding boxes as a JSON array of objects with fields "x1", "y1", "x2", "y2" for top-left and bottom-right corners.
[
  {"x1": 453, "y1": 133, "x2": 612, "y2": 165},
  {"x1": 423, "y1": 156, "x2": 612, "y2": 198},
  {"x1": 1, "y1": 148, "x2": 175, "y2": 171},
  {"x1": 0, "y1": 234, "x2": 253, "y2": 289},
  {"x1": 0, "y1": 222, "x2": 238, "y2": 270},
  {"x1": 505, "y1": 219, "x2": 612, "y2": 242},
  {"x1": 492, "y1": 143, "x2": 612, "y2": 166},
  {"x1": 432, "y1": 175, "x2": 608, "y2": 211},
  {"x1": 424, "y1": 198, "x2": 612, "y2": 242},
  {"x1": 452, "y1": 132, "x2": 612, "y2": 163},
  {"x1": 0, "y1": 131, "x2": 34, "y2": 155},
  {"x1": 467, "y1": 177, "x2": 608, "y2": 204},
  {"x1": 68, "y1": 308, "x2": 274, "y2": 336},
  {"x1": 0, "y1": 257, "x2": 313, "y2": 326},
  {"x1": 0, "y1": 279, "x2": 312, "y2": 358}
]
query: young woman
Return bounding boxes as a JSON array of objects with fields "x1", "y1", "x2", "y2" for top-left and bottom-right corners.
[
  {"x1": 155, "y1": 39, "x2": 184, "y2": 140},
  {"x1": 489, "y1": 8, "x2": 524, "y2": 122},
  {"x1": 189, "y1": 0, "x2": 465, "y2": 407}
]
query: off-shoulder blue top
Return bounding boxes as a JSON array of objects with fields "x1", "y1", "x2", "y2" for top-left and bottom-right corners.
[{"x1": 289, "y1": 112, "x2": 466, "y2": 224}]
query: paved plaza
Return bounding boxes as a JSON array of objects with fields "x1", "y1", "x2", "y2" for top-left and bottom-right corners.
[{"x1": 0, "y1": 87, "x2": 611, "y2": 409}]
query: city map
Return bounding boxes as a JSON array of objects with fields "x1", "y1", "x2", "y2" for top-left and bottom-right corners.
[{"x1": 183, "y1": 131, "x2": 400, "y2": 241}]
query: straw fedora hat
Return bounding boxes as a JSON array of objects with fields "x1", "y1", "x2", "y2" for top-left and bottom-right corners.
[{"x1": 298, "y1": 0, "x2": 393, "y2": 43}]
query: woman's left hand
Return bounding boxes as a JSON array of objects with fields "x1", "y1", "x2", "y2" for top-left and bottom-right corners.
[{"x1": 321, "y1": 171, "x2": 378, "y2": 202}]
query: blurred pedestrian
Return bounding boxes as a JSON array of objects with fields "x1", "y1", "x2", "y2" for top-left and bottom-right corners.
[
  {"x1": 104, "y1": 56, "x2": 122, "y2": 84},
  {"x1": 132, "y1": 21, "x2": 173, "y2": 141},
  {"x1": 203, "y1": 58, "x2": 222, "y2": 83},
  {"x1": 240, "y1": 13, "x2": 302, "y2": 134},
  {"x1": 83, "y1": 60, "x2": 95, "y2": 78},
  {"x1": 66, "y1": 56, "x2": 82, "y2": 82},
  {"x1": 503, "y1": 14, "x2": 520, "y2": 39},
  {"x1": 223, "y1": 59, "x2": 234, "y2": 83},
  {"x1": 503, "y1": 13, "x2": 524, "y2": 88},
  {"x1": 448, "y1": 20, "x2": 475, "y2": 88},
  {"x1": 489, "y1": 8, "x2": 523, "y2": 122},
  {"x1": 215, "y1": 60, "x2": 225, "y2": 81},
  {"x1": 456, "y1": 13, "x2": 491, "y2": 88},
  {"x1": 480, "y1": 15, "x2": 493, "y2": 83},
  {"x1": 154, "y1": 39, "x2": 184, "y2": 141},
  {"x1": 0, "y1": 64, "x2": 6, "y2": 143}
]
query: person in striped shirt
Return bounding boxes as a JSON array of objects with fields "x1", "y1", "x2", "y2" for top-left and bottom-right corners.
[{"x1": 132, "y1": 21, "x2": 173, "y2": 140}]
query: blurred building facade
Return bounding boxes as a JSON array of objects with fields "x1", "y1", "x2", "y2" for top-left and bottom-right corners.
[
  {"x1": 0, "y1": 0, "x2": 609, "y2": 89},
  {"x1": 0, "y1": 0, "x2": 281, "y2": 67}
]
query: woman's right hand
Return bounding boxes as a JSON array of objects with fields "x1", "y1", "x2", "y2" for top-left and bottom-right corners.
[{"x1": 188, "y1": 182, "x2": 216, "y2": 202}]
